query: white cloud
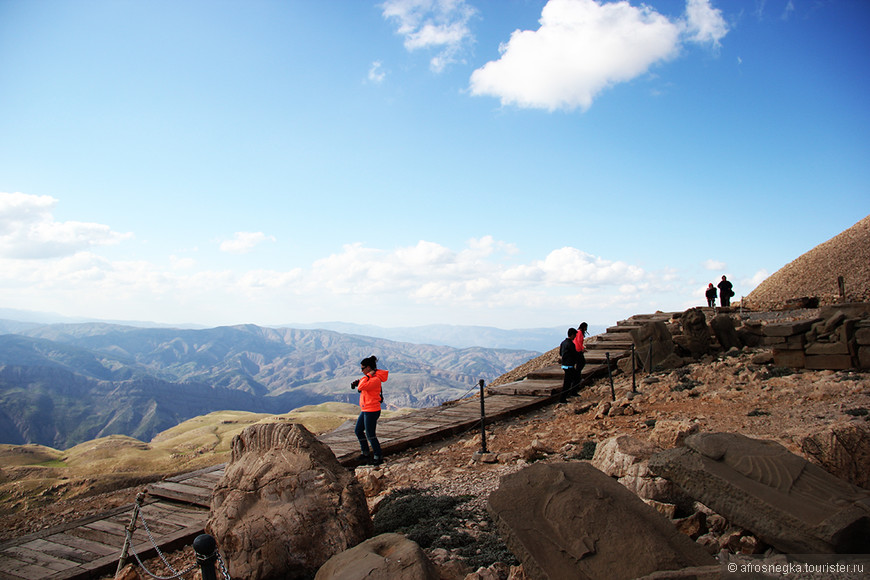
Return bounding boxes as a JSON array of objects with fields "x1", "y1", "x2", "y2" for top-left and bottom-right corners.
[
  {"x1": 368, "y1": 61, "x2": 386, "y2": 83},
  {"x1": 219, "y1": 231, "x2": 276, "y2": 254},
  {"x1": 682, "y1": 0, "x2": 728, "y2": 48},
  {"x1": 0, "y1": 191, "x2": 131, "y2": 259},
  {"x1": 381, "y1": 0, "x2": 476, "y2": 72},
  {"x1": 469, "y1": 0, "x2": 728, "y2": 112},
  {"x1": 703, "y1": 259, "x2": 726, "y2": 270}
]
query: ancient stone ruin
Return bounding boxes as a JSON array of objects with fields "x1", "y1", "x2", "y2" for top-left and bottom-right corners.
[
  {"x1": 763, "y1": 304, "x2": 870, "y2": 370},
  {"x1": 649, "y1": 432, "x2": 870, "y2": 555},
  {"x1": 207, "y1": 422, "x2": 372, "y2": 580},
  {"x1": 487, "y1": 462, "x2": 717, "y2": 580},
  {"x1": 622, "y1": 304, "x2": 870, "y2": 373}
]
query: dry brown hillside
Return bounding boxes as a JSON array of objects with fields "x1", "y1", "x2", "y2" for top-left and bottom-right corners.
[{"x1": 745, "y1": 214, "x2": 870, "y2": 309}]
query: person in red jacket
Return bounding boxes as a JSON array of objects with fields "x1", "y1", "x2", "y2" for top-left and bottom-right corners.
[
  {"x1": 573, "y1": 321, "x2": 588, "y2": 385},
  {"x1": 350, "y1": 355, "x2": 388, "y2": 466}
]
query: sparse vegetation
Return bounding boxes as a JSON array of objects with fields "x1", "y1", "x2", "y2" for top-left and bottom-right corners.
[{"x1": 372, "y1": 488, "x2": 517, "y2": 570}]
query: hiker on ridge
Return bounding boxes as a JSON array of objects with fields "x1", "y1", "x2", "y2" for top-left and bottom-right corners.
[
  {"x1": 718, "y1": 275, "x2": 734, "y2": 307},
  {"x1": 351, "y1": 355, "x2": 388, "y2": 466},
  {"x1": 559, "y1": 328, "x2": 580, "y2": 404},
  {"x1": 705, "y1": 283, "x2": 717, "y2": 308}
]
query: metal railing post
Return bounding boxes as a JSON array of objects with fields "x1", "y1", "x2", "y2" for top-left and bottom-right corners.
[
  {"x1": 193, "y1": 534, "x2": 218, "y2": 580},
  {"x1": 478, "y1": 379, "x2": 487, "y2": 453},
  {"x1": 631, "y1": 344, "x2": 637, "y2": 393},
  {"x1": 115, "y1": 491, "x2": 146, "y2": 577},
  {"x1": 606, "y1": 352, "x2": 616, "y2": 401}
]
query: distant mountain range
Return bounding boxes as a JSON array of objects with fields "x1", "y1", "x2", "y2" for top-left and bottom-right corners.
[
  {"x1": 0, "y1": 319, "x2": 543, "y2": 449},
  {"x1": 0, "y1": 308, "x2": 605, "y2": 352}
]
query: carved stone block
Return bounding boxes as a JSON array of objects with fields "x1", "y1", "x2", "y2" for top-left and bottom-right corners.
[{"x1": 649, "y1": 432, "x2": 870, "y2": 554}]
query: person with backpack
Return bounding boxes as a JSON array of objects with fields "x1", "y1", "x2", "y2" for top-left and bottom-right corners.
[
  {"x1": 717, "y1": 275, "x2": 734, "y2": 307},
  {"x1": 559, "y1": 328, "x2": 580, "y2": 403},
  {"x1": 351, "y1": 355, "x2": 388, "y2": 466}
]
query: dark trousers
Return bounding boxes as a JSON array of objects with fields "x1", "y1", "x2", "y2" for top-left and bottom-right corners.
[
  {"x1": 355, "y1": 410, "x2": 382, "y2": 458},
  {"x1": 561, "y1": 366, "x2": 577, "y2": 403}
]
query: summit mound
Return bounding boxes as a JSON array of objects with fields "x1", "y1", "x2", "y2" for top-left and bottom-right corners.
[{"x1": 746, "y1": 214, "x2": 870, "y2": 310}]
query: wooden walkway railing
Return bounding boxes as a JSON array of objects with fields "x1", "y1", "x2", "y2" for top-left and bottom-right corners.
[{"x1": 0, "y1": 313, "x2": 667, "y2": 580}]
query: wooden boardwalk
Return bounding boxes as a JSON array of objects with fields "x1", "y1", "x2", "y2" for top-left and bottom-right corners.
[{"x1": 0, "y1": 313, "x2": 670, "y2": 580}]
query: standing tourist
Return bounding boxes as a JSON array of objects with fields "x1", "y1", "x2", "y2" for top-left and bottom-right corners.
[
  {"x1": 559, "y1": 328, "x2": 579, "y2": 404},
  {"x1": 351, "y1": 355, "x2": 388, "y2": 466},
  {"x1": 705, "y1": 283, "x2": 718, "y2": 307},
  {"x1": 717, "y1": 275, "x2": 734, "y2": 307},
  {"x1": 574, "y1": 321, "x2": 588, "y2": 382}
]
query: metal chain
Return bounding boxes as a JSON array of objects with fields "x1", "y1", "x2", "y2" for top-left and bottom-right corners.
[
  {"x1": 128, "y1": 509, "x2": 198, "y2": 579},
  {"x1": 216, "y1": 551, "x2": 232, "y2": 580}
]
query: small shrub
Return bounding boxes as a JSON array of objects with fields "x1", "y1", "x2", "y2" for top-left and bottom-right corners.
[
  {"x1": 844, "y1": 407, "x2": 868, "y2": 417},
  {"x1": 747, "y1": 408, "x2": 770, "y2": 417},
  {"x1": 576, "y1": 440, "x2": 596, "y2": 460},
  {"x1": 372, "y1": 488, "x2": 517, "y2": 570}
]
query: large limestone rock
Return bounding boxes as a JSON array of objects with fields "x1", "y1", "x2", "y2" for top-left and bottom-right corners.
[
  {"x1": 207, "y1": 422, "x2": 373, "y2": 580},
  {"x1": 314, "y1": 533, "x2": 439, "y2": 580},
  {"x1": 487, "y1": 462, "x2": 716, "y2": 580},
  {"x1": 649, "y1": 432, "x2": 870, "y2": 554},
  {"x1": 591, "y1": 435, "x2": 691, "y2": 506}
]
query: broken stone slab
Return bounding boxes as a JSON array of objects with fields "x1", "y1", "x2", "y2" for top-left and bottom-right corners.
[
  {"x1": 631, "y1": 320, "x2": 677, "y2": 372},
  {"x1": 805, "y1": 354, "x2": 853, "y2": 370},
  {"x1": 487, "y1": 462, "x2": 716, "y2": 580},
  {"x1": 762, "y1": 319, "x2": 822, "y2": 337},
  {"x1": 648, "y1": 432, "x2": 870, "y2": 555},
  {"x1": 772, "y1": 349, "x2": 806, "y2": 368},
  {"x1": 800, "y1": 421, "x2": 870, "y2": 489}
]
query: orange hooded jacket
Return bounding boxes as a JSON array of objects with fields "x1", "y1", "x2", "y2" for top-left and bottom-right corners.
[{"x1": 357, "y1": 369, "x2": 388, "y2": 412}]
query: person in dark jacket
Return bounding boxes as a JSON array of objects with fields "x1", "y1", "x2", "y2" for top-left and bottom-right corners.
[
  {"x1": 705, "y1": 283, "x2": 717, "y2": 308},
  {"x1": 559, "y1": 328, "x2": 579, "y2": 403},
  {"x1": 717, "y1": 275, "x2": 734, "y2": 307}
]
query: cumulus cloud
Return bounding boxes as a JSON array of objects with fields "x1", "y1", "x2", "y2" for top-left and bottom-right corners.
[
  {"x1": 382, "y1": 0, "x2": 477, "y2": 72},
  {"x1": 219, "y1": 231, "x2": 276, "y2": 254},
  {"x1": 703, "y1": 259, "x2": 726, "y2": 270},
  {"x1": 0, "y1": 191, "x2": 131, "y2": 259},
  {"x1": 682, "y1": 0, "x2": 728, "y2": 47},
  {"x1": 469, "y1": 0, "x2": 727, "y2": 112}
]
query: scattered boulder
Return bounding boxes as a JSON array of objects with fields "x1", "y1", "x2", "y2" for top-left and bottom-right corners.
[
  {"x1": 314, "y1": 533, "x2": 439, "y2": 580},
  {"x1": 207, "y1": 423, "x2": 372, "y2": 580},
  {"x1": 649, "y1": 432, "x2": 870, "y2": 554},
  {"x1": 649, "y1": 420, "x2": 699, "y2": 449},
  {"x1": 591, "y1": 435, "x2": 691, "y2": 506},
  {"x1": 710, "y1": 314, "x2": 742, "y2": 352},
  {"x1": 487, "y1": 462, "x2": 716, "y2": 580}
]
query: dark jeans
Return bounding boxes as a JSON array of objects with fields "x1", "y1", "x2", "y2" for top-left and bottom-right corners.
[
  {"x1": 355, "y1": 410, "x2": 382, "y2": 458},
  {"x1": 561, "y1": 366, "x2": 577, "y2": 403}
]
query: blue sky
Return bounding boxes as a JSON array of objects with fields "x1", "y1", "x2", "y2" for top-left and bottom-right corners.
[{"x1": 1, "y1": 0, "x2": 868, "y2": 330}]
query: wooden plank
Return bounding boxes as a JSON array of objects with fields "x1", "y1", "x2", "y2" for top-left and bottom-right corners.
[
  {"x1": 19, "y1": 538, "x2": 90, "y2": 565},
  {"x1": 2, "y1": 546, "x2": 77, "y2": 572},
  {"x1": 0, "y1": 555, "x2": 55, "y2": 580},
  {"x1": 43, "y1": 533, "x2": 118, "y2": 557},
  {"x1": 65, "y1": 524, "x2": 123, "y2": 547},
  {"x1": 146, "y1": 481, "x2": 212, "y2": 506}
]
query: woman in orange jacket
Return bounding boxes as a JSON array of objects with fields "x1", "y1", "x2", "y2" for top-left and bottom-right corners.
[{"x1": 350, "y1": 355, "x2": 388, "y2": 466}]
